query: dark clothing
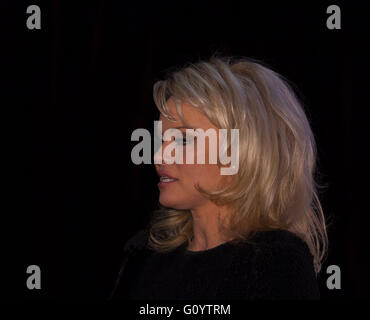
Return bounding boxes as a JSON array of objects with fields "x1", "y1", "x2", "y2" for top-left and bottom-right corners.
[{"x1": 112, "y1": 229, "x2": 320, "y2": 300}]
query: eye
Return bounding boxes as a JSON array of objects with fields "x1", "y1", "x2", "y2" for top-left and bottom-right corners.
[
  {"x1": 160, "y1": 137, "x2": 187, "y2": 145},
  {"x1": 161, "y1": 134, "x2": 195, "y2": 146},
  {"x1": 174, "y1": 137, "x2": 187, "y2": 145},
  {"x1": 179, "y1": 136, "x2": 195, "y2": 146}
]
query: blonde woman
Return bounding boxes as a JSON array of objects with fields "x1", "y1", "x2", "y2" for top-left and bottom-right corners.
[{"x1": 111, "y1": 55, "x2": 328, "y2": 300}]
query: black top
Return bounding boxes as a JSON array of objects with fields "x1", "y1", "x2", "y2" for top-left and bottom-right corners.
[{"x1": 111, "y1": 229, "x2": 320, "y2": 300}]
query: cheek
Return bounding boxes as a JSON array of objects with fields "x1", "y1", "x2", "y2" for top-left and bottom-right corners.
[
  {"x1": 180, "y1": 163, "x2": 223, "y2": 189},
  {"x1": 184, "y1": 135, "x2": 218, "y2": 165},
  {"x1": 180, "y1": 135, "x2": 229, "y2": 190}
]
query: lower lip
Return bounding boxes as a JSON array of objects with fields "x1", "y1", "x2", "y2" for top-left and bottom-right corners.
[{"x1": 158, "y1": 179, "x2": 178, "y2": 188}]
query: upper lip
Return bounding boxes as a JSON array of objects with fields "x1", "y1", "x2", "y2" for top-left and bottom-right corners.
[{"x1": 157, "y1": 171, "x2": 178, "y2": 180}]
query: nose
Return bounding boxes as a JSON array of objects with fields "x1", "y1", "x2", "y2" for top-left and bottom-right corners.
[
  {"x1": 154, "y1": 143, "x2": 167, "y2": 173},
  {"x1": 154, "y1": 143, "x2": 164, "y2": 164}
]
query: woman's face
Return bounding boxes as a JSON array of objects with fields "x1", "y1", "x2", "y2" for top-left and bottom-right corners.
[{"x1": 154, "y1": 98, "x2": 232, "y2": 210}]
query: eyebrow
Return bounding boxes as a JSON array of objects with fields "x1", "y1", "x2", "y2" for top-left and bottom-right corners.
[
  {"x1": 161, "y1": 126, "x2": 195, "y2": 131},
  {"x1": 155, "y1": 126, "x2": 195, "y2": 136},
  {"x1": 173, "y1": 126, "x2": 195, "y2": 129}
]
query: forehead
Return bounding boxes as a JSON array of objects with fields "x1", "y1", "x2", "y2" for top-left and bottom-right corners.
[{"x1": 159, "y1": 98, "x2": 213, "y2": 129}]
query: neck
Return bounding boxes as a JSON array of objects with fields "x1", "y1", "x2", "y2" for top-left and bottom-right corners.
[{"x1": 187, "y1": 202, "x2": 230, "y2": 251}]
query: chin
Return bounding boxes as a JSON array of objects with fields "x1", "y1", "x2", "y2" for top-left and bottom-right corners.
[{"x1": 159, "y1": 195, "x2": 188, "y2": 210}]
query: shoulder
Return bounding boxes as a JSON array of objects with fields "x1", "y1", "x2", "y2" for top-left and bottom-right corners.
[
  {"x1": 249, "y1": 228, "x2": 305, "y2": 243},
  {"x1": 236, "y1": 229, "x2": 313, "y2": 263},
  {"x1": 237, "y1": 229, "x2": 320, "y2": 299},
  {"x1": 246, "y1": 229, "x2": 315, "y2": 270},
  {"x1": 247, "y1": 229, "x2": 311, "y2": 255},
  {"x1": 122, "y1": 229, "x2": 150, "y2": 254}
]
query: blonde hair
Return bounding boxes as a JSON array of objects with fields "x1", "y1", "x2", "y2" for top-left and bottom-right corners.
[{"x1": 148, "y1": 54, "x2": 328, "y2": 274}]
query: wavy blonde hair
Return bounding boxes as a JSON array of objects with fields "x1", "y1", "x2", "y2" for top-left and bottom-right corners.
[{"x1": 147, "y1": 55, "x2": 328, "y2": 274}]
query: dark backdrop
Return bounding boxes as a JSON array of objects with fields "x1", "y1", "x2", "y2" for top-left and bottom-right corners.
[{"x1": 2, "y1": 0, "x2": 367, "y2": 299}]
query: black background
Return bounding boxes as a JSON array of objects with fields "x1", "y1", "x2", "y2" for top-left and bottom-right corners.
[{"x1": 2, "y1": 0, "x2": 368, "y2": 299}]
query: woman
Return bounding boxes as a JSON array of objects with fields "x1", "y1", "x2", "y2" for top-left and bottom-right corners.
[{"x1": 111, "y1": 55, "x2": 328, "y2": 300}]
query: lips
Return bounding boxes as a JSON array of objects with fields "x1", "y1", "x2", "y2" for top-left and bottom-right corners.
[
  {"x1": 159, "y1": 176, "x2": 177, "y2": 182},
  {"x1": 157, "y1": 171, "x2": 178, "y2": 187},
  {"x1": 158, "y1": 171, "x2": 178, "y2": 180}
]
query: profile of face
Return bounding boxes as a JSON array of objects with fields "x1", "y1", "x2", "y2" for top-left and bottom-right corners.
[{"x1": 154, "y1": 98, "x2": 232, "y2": 210}]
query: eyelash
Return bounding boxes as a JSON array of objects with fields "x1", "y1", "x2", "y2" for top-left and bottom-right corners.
[
  {"x1": 162, "y1": 137, "x2": 193, "y2": 146},
  {"x1": 176, "y1": 139, "x2": 190, "y2": 146}
]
